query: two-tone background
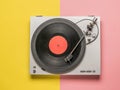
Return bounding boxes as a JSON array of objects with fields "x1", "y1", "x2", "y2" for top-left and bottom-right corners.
[{"x1": 0, "y1": 0, "x2": 120, "y2": 90}]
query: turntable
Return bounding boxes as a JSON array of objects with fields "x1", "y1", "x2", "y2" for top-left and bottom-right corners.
[{"x1": 30, "y1": 16, "x2": 101, "y2": 75}]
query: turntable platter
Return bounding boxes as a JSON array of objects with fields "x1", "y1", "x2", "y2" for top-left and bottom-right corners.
[{"x1": 31, "y1": 18, "x2": 86, "y2": 74}]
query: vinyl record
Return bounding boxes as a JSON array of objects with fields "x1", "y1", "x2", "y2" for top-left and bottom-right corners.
[{"x1": 31, "y1": 18, "x2": 86, "y2": 74}]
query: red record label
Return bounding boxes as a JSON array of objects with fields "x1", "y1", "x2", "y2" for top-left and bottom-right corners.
[{"x1": 49, "y1": 35, "x2": 68, "y2": 55}]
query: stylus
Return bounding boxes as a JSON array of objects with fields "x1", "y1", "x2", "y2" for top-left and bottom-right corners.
[{"x1": 64, "y1": 35, "x2": 84, "y2": 63}]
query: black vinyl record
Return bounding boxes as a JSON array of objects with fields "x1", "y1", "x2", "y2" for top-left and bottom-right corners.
[{"x1": 31, "y1": 18, "x2": 86, "y2": 74}]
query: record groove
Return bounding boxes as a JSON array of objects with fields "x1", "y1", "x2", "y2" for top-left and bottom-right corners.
[{"x1": 31, "y1": 18, "x2": 86, "y2": 74}]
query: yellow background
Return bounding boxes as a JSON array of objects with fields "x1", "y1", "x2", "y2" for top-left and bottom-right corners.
[{"x1": 0, "y1": 0, "x2": 60, "y2": 90}]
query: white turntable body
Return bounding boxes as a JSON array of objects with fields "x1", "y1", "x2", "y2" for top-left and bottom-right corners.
[{"x1": 30, "y1": 16, "x2": 101, "y2": 75}]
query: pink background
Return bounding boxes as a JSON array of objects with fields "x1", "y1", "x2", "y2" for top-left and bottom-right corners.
[{"x1": 60, "y1": 0, "x2": 120, "y2": 90}]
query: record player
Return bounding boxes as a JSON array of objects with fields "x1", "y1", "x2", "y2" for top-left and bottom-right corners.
[{"x1": 30, "y1": 16, "x2": 101, "y2": 75}]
